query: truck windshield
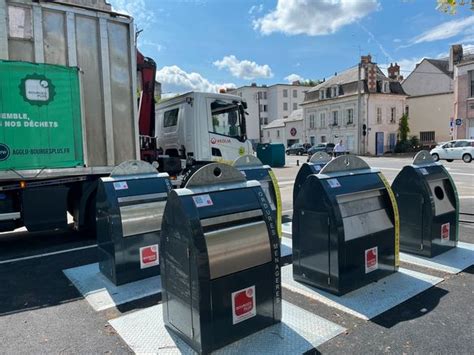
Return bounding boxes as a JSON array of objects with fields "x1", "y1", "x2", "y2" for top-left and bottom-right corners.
[{"x1": 210, "y1": 99, "x2": 246, "y2": 140}]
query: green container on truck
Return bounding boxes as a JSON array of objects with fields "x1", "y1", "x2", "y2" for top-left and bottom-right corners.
[
  {"x1": 0, "y1": 60, "x2": 84, "y2": 170},
  {"x1": 0, "y1": 0, "x2": 138, "y2": 233}
]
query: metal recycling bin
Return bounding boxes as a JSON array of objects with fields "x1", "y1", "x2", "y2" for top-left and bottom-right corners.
[
  {"x1": 257, "y1": 143, "x2": 285, "y2": 167},
  {"x1": 292, "y1": 155, "x2": 399, "y2": 295},
  {"x1": 161, "y1": 163, "x2": 281, "y2": 354},
  {"x1": 96, "y1": 161, "x2": 171, "y2": 285},
  {"x1": 294, "y1": 152, "x2": 332, "y2": 202},
  {"x1": 391, "y1": 151, "x2": 459, "y2": 258},
  {"x1": 233, "y1": 155, "x2": 282, "y2": 238}
]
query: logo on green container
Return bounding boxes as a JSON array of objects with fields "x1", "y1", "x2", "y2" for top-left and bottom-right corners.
[
  {"x1": 0, "y1": 144, "x2": 11, "y2": 161},
  {"x1": 19, "y1": 74, "x2": 56, "y2": 106}
]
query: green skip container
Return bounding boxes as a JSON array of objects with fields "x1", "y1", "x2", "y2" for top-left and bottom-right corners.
[{"x1": 257, "y1": 143, "x2": 285, "y2": 168}]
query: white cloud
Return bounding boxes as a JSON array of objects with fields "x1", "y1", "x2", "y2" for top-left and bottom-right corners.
[
  {"x1": 253, "y1": 0, "x2": 379, "y2": 36},
  {"x1": 249, "y1": 4, "x2": 264, "y2": 15},
  {"x1": 284, "y1": 73, "x2": 306, "y2": 83},
  {"x1": 213, "y1": 55, "x2": 273, "y2": 80},
  {"x1": 409, "y1": 16, "x2": 474, "y2": 45},
  {"x1": 358, "y1": 22, "x2": 393, "y2": 62},
  {"x1": 139, "y1": 39, "x2": 163, "y2": 52},
  {"x1": 156, "y1": 65, "x2": 235, "y2": 94},
  {"x1": 109, "y1": 0, "x2": 156, "y2": 29}
]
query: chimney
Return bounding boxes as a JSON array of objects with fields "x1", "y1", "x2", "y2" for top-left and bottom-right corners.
[
  {"x1": 251, "y1": 82, "x2": 257, "y2": 87},
  {"x1": 388, "y1": 62, "x2": 401, "y2": 80},
  {"x1": 360, "y1": 54, "x2": 372, "y2": 65},
  {"x1": 449, "y1": 44, "x2": 463, "y2": 72},
  {"x1": 291, "y1": 81, "x2": 300, "y2": 85}
]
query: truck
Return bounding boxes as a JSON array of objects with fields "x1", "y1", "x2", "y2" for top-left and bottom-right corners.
[
  {"x1": 154, "y1": 92, "x2": 253, "y2": 178},
  {"x1": 0, "y1": 0, "x2": 252, "y2": 234}
]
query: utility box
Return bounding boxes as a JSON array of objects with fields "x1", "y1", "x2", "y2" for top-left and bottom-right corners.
[
  {"x1": 293, "y1": 155, "x2": 399, "y2": 295},
  {"x1": 233, "y1": 155, "x2": 282, "y2": 238},
  {"x1": 294, "y1": 152, "x2": 332, "y2": 202},
  {"x1": 257, "y1": 143, "x2": 285, "y2": 167},
  {"x1": 96, "y1": 161, "x2": 171, "y2": 285},
  {"x1": 161, "y1": 163, "x2": 281, "y2": 354},
  {"x1": 391, "y1": 151, "x2": 458, "y2": 257}
]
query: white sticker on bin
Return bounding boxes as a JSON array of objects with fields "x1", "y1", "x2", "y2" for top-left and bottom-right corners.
[
  {"x1": 365, "y1": 246, "x2": 378, "y2": 273},
  {"x1": 140, "y1": 245, "x2": 159, "y2": 269},
  {"x1": 419, "y1": 168, "x2": 429, "y2": 175},
  {"x1": 113, "y1": 181, "x2": 128, "y2": 190},
  {"x1": 441, "y1": 223, "x2": 450, "y2": 243},
  {"x1": 327, "y1": 179, "x2": 341, "y2": 188},
  {"x1": 192, "y1": 194, "x2": 213, "y2": 207}
]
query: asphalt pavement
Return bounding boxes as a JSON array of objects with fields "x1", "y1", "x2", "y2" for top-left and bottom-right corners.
[{"x1": 0, "y1": 154, "x2": 473, "y2": 354}]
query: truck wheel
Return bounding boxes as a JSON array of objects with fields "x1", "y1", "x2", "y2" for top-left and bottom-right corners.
[
  {"x1": 462, "y1": 154, "x2": 472, "y2": 163},
  {"x1": 181, "y1": 163, "x2": 210, "y2": 188},
  {"x1": 431, "y1": 153, "x2": 439, "y2": 162}
]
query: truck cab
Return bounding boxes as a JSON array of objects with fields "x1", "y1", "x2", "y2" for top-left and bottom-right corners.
[{"x1": 156, "y1": 92, "x2": 253, "y2": 170}]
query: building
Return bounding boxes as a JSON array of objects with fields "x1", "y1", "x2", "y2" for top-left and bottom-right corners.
[
  {"x1": 262, "y1": 109, "x2": 304, "y2": 146},
  {"x1": 402, "y1": 58, "x2": 454, "y2": 145},
  {"x1": 301, "y1": 55, "x2": 407, "y2": 155},
  {"x1": 452, "y1": 44, "x2": 474, "y2": 139},
  {"x1": 229, "y1": 83, "x2": 308, "y2": 144}
]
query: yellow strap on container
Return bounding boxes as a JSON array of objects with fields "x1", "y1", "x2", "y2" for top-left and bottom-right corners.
[
  {"x1": 378, "y1": 172, "x2": 400, "y2": 267},
  {"x1": 268, "y1": 169, "x2": 282, "y2": 239}
]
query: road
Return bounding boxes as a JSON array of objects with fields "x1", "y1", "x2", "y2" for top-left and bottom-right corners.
[{"x1": 0, "y1": 155, "x2": 473, "y2": 353}]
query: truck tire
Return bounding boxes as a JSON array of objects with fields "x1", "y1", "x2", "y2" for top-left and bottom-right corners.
[{"x1": 180, "y1": 163, "x2": 210, "y2": 188}]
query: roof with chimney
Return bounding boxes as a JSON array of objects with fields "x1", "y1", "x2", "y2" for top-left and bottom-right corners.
[{"x1": 303, "y1": 57, "x2": 406, "y2": 104}]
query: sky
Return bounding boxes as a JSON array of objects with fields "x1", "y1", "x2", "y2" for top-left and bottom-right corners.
[{"x1": 109, "y1": 0, "x2": 474, "y2": 95}]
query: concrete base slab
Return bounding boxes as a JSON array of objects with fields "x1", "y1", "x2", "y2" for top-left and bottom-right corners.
[
  {"x1": 63, "y1": 263, "x2": 161, "y2": 311},
  {"x1": 109, "y1": 300, "x2": 345, "y2": 354},
  {"x1": 282, "y1": 265, "x2": 442, "y2": 320},
  {"x1": 400, "y1": 242, "x2": 474, "y2": 274}
]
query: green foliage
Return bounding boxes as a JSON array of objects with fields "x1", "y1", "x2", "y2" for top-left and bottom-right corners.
[
  {"x1": 300, "y1": 79, "x2": 323, "y2": 87},
  {"x1": 398, "y1": 113, "x2": 410, "y2": 143},
  {"x1": 409, "y1": 135, "x2": 420, "y2": 148}
]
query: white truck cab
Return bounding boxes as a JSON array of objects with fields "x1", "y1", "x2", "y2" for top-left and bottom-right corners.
[{"x1": 156, "y1": 92, "x2": 253, "y2": 168}]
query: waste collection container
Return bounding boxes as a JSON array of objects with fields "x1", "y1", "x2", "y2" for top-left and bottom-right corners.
[
  {"x1": 257, "y1": 143, "x2": 285, "y2": 167},
  {"x1": 292, "y1": 155, "x2": 399, "y2": 295},
  {"x1": 96, "y1": 161, "x2": 171, "y2": 285},
  {"x1": 161, "y1": 163, "x2": 281, "y2": 354},
  {"x1": 391, "y1": 151, "x2": 458, "y2": 257},
  {"x1": 233, "y1": 155, "x2": 282, "y2": 238},
  {"x1": 294, "y1": 152, "x2": 332, "y2": 202}
]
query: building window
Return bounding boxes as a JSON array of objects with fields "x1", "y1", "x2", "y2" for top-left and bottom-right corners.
[
  {"x1": 331, "y1": 86, "x2": 337, "y2": 97},
  {"x1": 470, "y1": 70, "x2": 474, "y2": 97},
  {"x1": 264, "y1": 117, "x2": 268, "y2": 124},
  {"x1": 319, "y1": 90, "x2": 325, "y2": 100},
  {"x1": 277, "y1": 130, "x2": 280, "y2": 138},
  {"x1": 405, "y1": 105, "x2": 409, "y2": 116},
  {"x1": 263, "y1": 105, "x2": 267, "y2": 112},
  {"x1": 390, "y1": 107, "x2": 396, "y2": 123},
  {"x1": 309, "y1": 114, "x2": 315, "y2": 129},
  {"x1": 310, "y1": 136, "x2": 316, "y2": 145},
  {"x1": 283, "y1": 89, "x2": 288, "y2": 98},
  {"x1": 383, "y1": 81, "x2": 390, "y2": 93},
  {"x1": 376, "y1": 107, "x2": 382, "y2": 124},
  {"x1": 258, "y1": 91, "x2": 263, "y2": 99},
  {"x1": 420, "y1": 131, "x2": 435, "y2": 143},
  {"x1": 293, "y1": 103, "x2": 298, "y2": 110},
  {"x1": 283, "y1": 102, "x2": 288, "y2": 111},
  {"x1": 321, "y1": 135, "x2": 327, "y2": 143},
  {"x1": 346, "y1": 108, "x2": 354, "y2": 125},
  {"x1": 267, "y1": 131, "x2": 270, "y2": 137},
  {"x1": 263, "y1": 91, "x2": 267, "y2": 100},
  {"x1": 320, "y1": 112, "x2": 326, "y2": 127},
  {"x1": 332, "y1": 110, "x2": 339, "y2": 126},
  {"x1": 259, "y1": 104, "x2": 263, "y2": 112},
  {"x1": 293, "y1": 90, "x2": 297, "y2": 98}
]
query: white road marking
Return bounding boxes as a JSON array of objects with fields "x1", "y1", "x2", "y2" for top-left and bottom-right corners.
[{"x1": 0, "y1": 244, "x2": 97, "y2": 265}]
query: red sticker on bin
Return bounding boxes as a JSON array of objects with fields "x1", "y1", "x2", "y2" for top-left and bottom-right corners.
[
  {"x1": 441, "y1": 223, "x2": 450, "y2": 243},
  {"x1": 140, "y1": 244, "x2": 159, "y2": 269},
  {"x1": 365, "y1": 247, "x2": 378, "y2": 274},
  {"x1": 231, "y1": 286, "x2": 256, "y2": 324}
]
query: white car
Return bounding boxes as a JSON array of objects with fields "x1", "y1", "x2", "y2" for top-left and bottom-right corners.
[{"x1": 430, "y1": 139, "x2": 474, "y2": 163}]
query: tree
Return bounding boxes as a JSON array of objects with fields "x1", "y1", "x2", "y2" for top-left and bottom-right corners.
[
  {"x1": 436, "y1": 0, "x2": 474, "y2": 14},
  {"x1": 398, "y1": 113, "x2": 410, "y2": 143}
]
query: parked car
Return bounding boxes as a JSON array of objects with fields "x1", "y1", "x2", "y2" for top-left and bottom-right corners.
[
  {"x1": 430, "y1": 139, "x2": 474, "y2": 163},
  {"x1": 286, "y1": 143, "x2": 308, "y2": 155},
  {"x1": 307, "y1": 143, "x2": 336, "y2": 156}
]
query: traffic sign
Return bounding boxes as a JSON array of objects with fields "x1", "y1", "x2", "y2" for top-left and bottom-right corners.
[{"x1": 455, "y1": 118, "x2": 462, "y2": 126}]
